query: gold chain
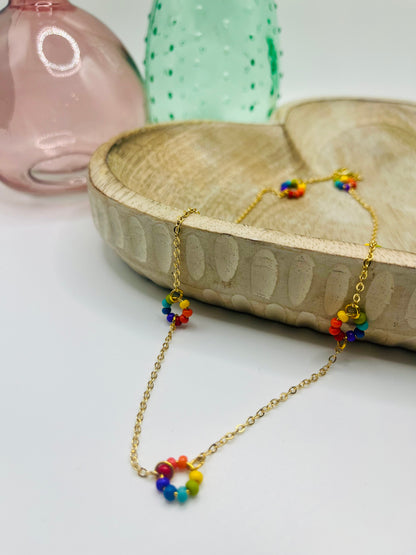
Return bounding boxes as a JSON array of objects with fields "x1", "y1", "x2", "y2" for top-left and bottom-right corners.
[
  {"x1": 130, "y1": 323, "x2": 176, "y2": 477},
  {"x1": 130, "y1": 208, "x2": 199, "y2": 478},
  {"x1": 187, "y1": 343, "x2": 345, "y2": 470},
  {"x1": 171, "y1": 208, "x2": 200, "y2": 295},
  {"x1": 235, "y1": 174, "x2": 334, "y2": 224},
  {"x1": 130, "y1": 169, "x2": 378, "y2": 478},
  {"x1": 235, "y1": 188, "x2": 285, "y2": 224},
  {"x1": 349, "y1": 188, "x2": 379, "y2": 306}
]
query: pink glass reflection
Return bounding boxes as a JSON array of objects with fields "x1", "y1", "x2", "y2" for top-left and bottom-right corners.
[{"x1": 0, "y1": 0, "x2": 146, "y2": 193}]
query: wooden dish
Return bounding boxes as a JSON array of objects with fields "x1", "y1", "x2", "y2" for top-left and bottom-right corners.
[{"x1": 88, "y1": 98, "x2": 416, "y2": 351}]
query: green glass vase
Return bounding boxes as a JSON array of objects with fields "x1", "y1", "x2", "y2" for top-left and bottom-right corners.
[{"x1": 144, "y1": 0, "x2": 281, "y2": 123}]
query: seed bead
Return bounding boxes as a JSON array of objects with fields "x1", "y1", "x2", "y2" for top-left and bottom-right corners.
[
  {"x1": 189, "y1": 470, "x2": 203, "y2": 484},
  {"x1": 186, "y1": 480, "x2": 199, "y2": 496},
  {"x1": 177, "y1": 486, "x2": 188, "y2": 503},
  {"x1": 177, "y1": 455, "x2": 188, "y2": 470},
  {"x1": 337, "y1": 310, "x2": 348, "y2": 323},
  {"x1": 163, "y1": 484, "x2": 177, "y2": 501}
]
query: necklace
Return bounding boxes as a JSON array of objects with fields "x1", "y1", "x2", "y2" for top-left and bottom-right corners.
[{"x1": 130, "y1": 168, "x2": 379, "y2": 504}]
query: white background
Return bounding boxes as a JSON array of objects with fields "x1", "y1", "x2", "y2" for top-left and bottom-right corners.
[{"x1": 1, "y1": 1, "x2": 415, "y2": 554}]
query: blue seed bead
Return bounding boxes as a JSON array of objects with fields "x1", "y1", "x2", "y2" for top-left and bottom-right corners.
[
  {"x1": 177, "y1": 486, "x2": 188, "y2": 503},
  {"x1": 280, "y1": 181, "x2": 291, "y2": 191},
  {"x1": 162, "y1": 299, "x2": 171, "y2": 308},
  {"x1": 357, "y1": 321, "x2": 369, "y2": 331},
  {"x1": 163, "y1": 484, "x2": 177, "y2": 501},
  {"x1": 354, "y1": 328, "x2": 365, "y2": 339},
  {"x1": 346, "y1": 330, "x2": 356, "y2": 342},
  {"x1": 335, "y1": 180, "x2": 343, "y2": 189},
  {"x1": 156, "y1": 477, "x2": 170, "y2": 491},
  {"x1": 162, "y1": 307, "x2": 171, "y2": 314},
  {"x1": 166, "y1": 313, "x2": 174, "y2": 322}
]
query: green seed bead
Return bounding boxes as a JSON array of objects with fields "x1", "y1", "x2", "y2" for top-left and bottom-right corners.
[
  {"x1": 355, "y1": 312, "x2": 367, "y2": 325},
  {"x1": 185, "y1": 479, "x2": 199, "y2": 496}
]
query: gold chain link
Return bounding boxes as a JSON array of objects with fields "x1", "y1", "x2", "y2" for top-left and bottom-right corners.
[
  {"x1": 235, "y1": 174, "x2": 335, "y2": 225},
  {"x1": 172, "y1": 208, "x2": 200, "y2": 294},
  {"x1": 130, "y1": 323, "x2": 176, "y2": 477},
  {"x1": 304, "y1": 174, "x2": 334, "y2": 185},
  {"x1": 130, "y1": 170, "x2": 378, "y2": 478},
  {"x1": 235, "y1": 188, "x2": 285, "y2": 224},
  {"x1": 348, "y1": 188, "x2": 379, "y2": 305},
  {"x1": 130, "y1": 209, "x2": 198, "y2": 478},
  {"x1": 188, "y1": 343, "x2": 345, "y2": 470}
]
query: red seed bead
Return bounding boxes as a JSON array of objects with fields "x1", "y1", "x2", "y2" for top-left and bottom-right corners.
[
  {"x1": 335, "y1": 331, "x2": 346, "y2": 342},
  {"x1": 330, "y1": 318, "x2": 342, "y2": 328},
  {"x1": 329, "y1": 326, "x2": 340, "y2": 336},
  {"x1": 167, "y1": 457, "x2": 177, "y2": 469},
  {"x1": 174, "y1": 316, "x2": 182, "y2": 327},
  {"x1": 180, "y1": 315, "x2": 189, "y2": 324},
  {"x1": 155, "y1": 462, "x2": 174, "y2": 479},
  {"x1": 182, "y1": 308, "x2": 193, "y2": 318},
  {"x1": 177, "y1": 455, "x2": 188, "y2": 470},
  {"x1": 288, "y1": 190, "x2": 295, "y2": 198}
]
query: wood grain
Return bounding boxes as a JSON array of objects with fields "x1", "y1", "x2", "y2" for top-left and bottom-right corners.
[{"x1": 88, "y1": 98, "x2": 416, "y2": 350}]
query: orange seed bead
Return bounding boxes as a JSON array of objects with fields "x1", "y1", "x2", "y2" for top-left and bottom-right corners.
[{"x1": 177, "y1": 455, "x2": 188, "y2": 470}]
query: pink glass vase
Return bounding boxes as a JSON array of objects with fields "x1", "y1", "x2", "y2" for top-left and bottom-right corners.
[{"x1": 0, "y1": 0, "x2": 146, "y2": 194}]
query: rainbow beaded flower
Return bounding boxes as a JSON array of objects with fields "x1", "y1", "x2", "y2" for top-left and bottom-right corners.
[
  {"x1": 329, "y1": 303, "x2": 368, "y2": 343},
  {"x1": 280, "y1": 178, "x2": 306, "y2": 199},
  {"x1": 155, "y1": 455, "x2": 203, "y2": 503},
  {"x1": 162, "y1": 293, "x2": 193, "y2": 327},
  {"x1": 333, "y1": 170, "x2": 359, "y2": 192}
]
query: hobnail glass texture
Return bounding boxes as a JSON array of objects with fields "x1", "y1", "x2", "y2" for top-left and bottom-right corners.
[
  {"x1": 145, "y1": 0, "x2": 281, "y2": 124},
  {"x1": 0, "y1": 0, "x2": 146, "y2": 193}
]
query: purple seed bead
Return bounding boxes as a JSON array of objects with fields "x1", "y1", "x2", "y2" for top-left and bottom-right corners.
[
  {"x1": 344, "y1": 183, "x2": 350, "y2": 191},
  {"x1": 346, "y1": 330, "x2": 356, "y2": 342},
  {"x1": 156, "y1": 477, "x2": 170, "y2": 491},
  {"x1": 166, "y1": 313, "x2": 174, "y2": 323}
]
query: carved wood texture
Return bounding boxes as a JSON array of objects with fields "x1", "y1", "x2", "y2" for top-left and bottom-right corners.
[{"x1": 88, "y1": 99, "x2": 416, "y2": 350}]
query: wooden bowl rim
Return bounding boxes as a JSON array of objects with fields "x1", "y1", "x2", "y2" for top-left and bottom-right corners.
[{"x1": 88, "y1": 97, "x2": 416, "y2": 269}]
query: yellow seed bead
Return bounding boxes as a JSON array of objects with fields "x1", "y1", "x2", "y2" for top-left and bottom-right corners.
[
  {"x1": 180, "y1": 299, "x2": 190, "y2": 309},
  {"x1": 340, "y1": 175, "x2": 349, "y2": 182},
  {"x1": 298, "y1": 183, "x2": 306, "y2": 191},
  {"x1": 337, "y1": 310, "x2": 348, "y2": 323},
  {"x1": 189, "y1": 470, "x2": 203, "y2": 484}
]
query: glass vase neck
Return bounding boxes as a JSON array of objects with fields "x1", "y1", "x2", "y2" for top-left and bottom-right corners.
[{"x1": 9, "y1": 0, "x2": 71, "y2": 8}]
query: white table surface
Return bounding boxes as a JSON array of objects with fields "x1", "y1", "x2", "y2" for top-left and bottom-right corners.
[{"x1": 1, "y1": 1, "x2": 415, "y2": 554}]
